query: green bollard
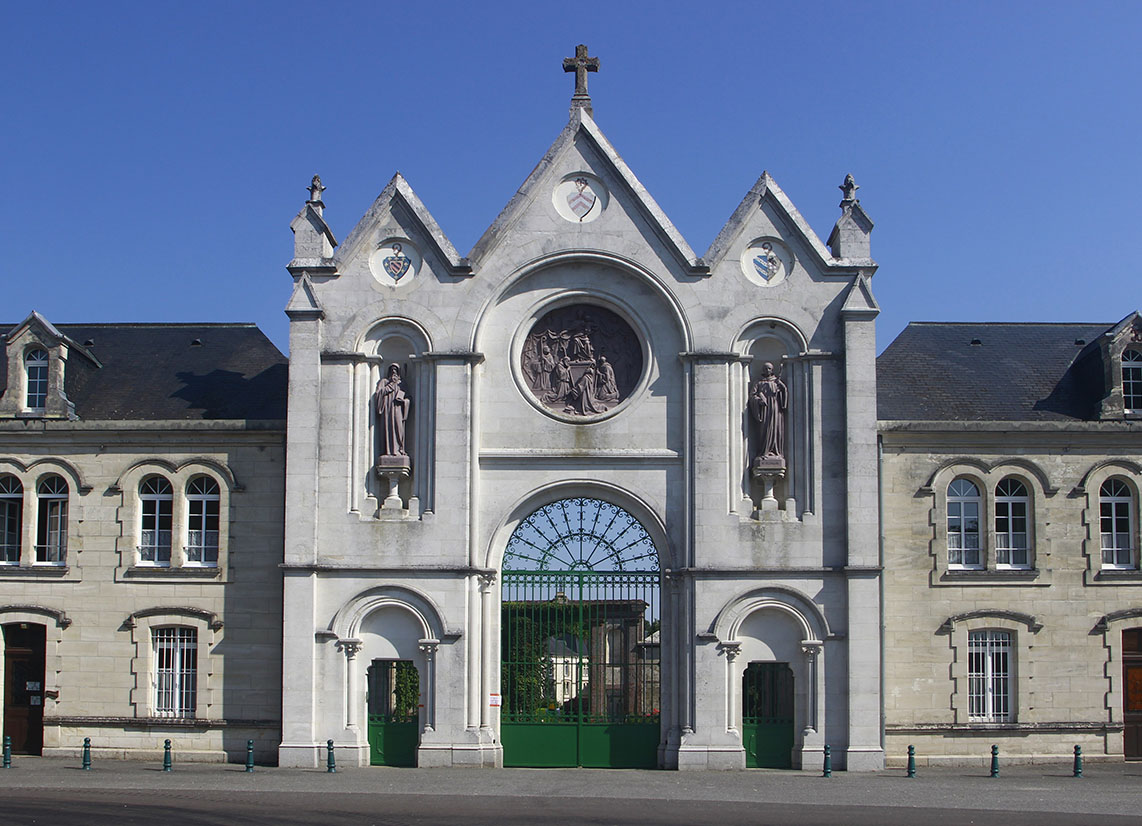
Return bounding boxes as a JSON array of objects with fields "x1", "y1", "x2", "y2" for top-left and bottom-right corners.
[
  {"x1": 989, "y1": 744, "x2": 999, "y2": 778},
  {"x1": 906, "y1": 744, "x2": 916, "y2": 778},
  {"x1": 822, "y1": 744, "x2": 832, "y2": 778},
  {"x1": 82, "y1": 737, "x2": 91, "y2": 771},
  {"x1": 162, "y1": 739, "x2": 172, "y2": 772},
  {"x1": 3, "y1": 735, "x2": 10, "y2": 768},
  {"x1": 1073, "y1": 745, "x2": 1083, "y2": 778},
  {"x1": 245, "y1": 739, "x2": 255, "y2": 773},
  {"x1": 326, "y1": 739, "x2": 336, "y2": 774}
]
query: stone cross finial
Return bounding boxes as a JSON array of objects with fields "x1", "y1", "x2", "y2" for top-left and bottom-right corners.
[
  {"x1": 563, "y1": 44, "x2": 599, "y2": 116},
  {"x1": 307, "y1": 175, "x2": 326, "y2": 210},
  {"x1": 839, "y1": 173, "x2": 859, "y2": 206}
]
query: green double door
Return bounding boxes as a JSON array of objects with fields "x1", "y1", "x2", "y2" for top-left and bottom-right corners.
[
  {"x1": 366, "y1": 659, "x2": 419, "y2": 767},
  {"x1": 742, "y1": 662, "x2": 794, "y2": 769}
]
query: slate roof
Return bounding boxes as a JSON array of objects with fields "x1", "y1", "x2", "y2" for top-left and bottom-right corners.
[
  {"x1": 877, "y1": 322, "x2": 1112, "y2": 422},
  {"x1": 0, "y1": 323, "x2": 287, "y2": 421}
]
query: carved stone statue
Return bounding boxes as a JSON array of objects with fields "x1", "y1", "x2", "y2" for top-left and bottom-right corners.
[
  {"x1": 749, "y1": 362, "x2": 788, "y2": 465},
  {"x1": 376, "y1": 364, "x2": 410, "y2": 458}
]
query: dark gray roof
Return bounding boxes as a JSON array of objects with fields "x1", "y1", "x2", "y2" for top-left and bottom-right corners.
[
  {"x1": 877, "y1": 322, "x2": 1111, "y2": 422},
  {"x1": 1, "y1": 323, "x2": 287, "y2": 421}
]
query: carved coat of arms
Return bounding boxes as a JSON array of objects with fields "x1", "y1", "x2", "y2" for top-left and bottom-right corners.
[
  {"x1": 566, "y1": 178, "x2": 597, "y2": 221},
  {"x1": 382, "y1": 242, "x2": 411, "y2": 281}
]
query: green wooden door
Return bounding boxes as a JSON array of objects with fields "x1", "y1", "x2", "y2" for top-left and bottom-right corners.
[
  {"x1": 500, "y1": 498, "x2": 661, "y2": 769},
  {"x1": 742, "y1": 662, "x2": 794, "y2": 769},
  {"x1": 366, "y1": 659, "x2": 419, "y2": 767}
]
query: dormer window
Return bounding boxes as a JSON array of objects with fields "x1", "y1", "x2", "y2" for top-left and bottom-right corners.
[
  {"x1": 1124, "y1": 349, "x2": 1142, "y2": 414},
  {"x1": 25, "y1": 348, "x2": 48, "y2": 411}
]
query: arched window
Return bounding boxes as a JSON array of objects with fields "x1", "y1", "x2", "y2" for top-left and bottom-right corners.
[
  {"x1": 0, "y1": 475, "x2": 22, "y2": 564},
  {"x1": 947, "y1": 478, "x2": 982, "y2": 568},
  {"x1": 25, "y1": 349, "x2": 48, "y2": 411},
  {"x1": 995, "y1": 478, "x2": 1030, "y2": 569},
  {"x1": 139, "y1": 476, "x2": 173, "y2": 566},
  {"x1": 185, "y1": 476, "x2": 219, "y2": 566},
  {"x1": 36, "y1": 475, "x2": 68, "y2": 564},
  {"x1": 1124, "y1": 350, "x2": 1142, "y2": 413},
  {"x1": 1100, "y1": 478, "x2": 1136, "y2": 569}
]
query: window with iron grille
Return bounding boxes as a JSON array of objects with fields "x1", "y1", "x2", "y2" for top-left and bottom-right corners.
[
  {"x1": 1100, "y1": 478, "x2": 1136, "y2": 569},
  {"x1": 947, "y1": 478, "x2": 982, "y2": 568},
  {"x1": 139, "y1": 476, "x2": 173, "y2": 566},
  {"x1": 153, "y1": 627, "x2": 197, "y2": 718},
  {"x1": 24, "y1": 349, "x2": 48, "y2": 411},
  {"x1": 995, "y1": 478, "x2": 1030, "y2": 569},
  {"x1": 1124, "y1": 350, "x2": 1142, "y2": 413},
  {"x1": 185, "y1": 476, "x2": 219, "y2": 566},
  {"x1": 0, "y1": 475, "x2": 21, "y2": 564},
  {"x1": 35, "y1": 475, "x2": 67, "y2": 565},
  {"x1": 968, "y1": 630, "x2": 1012, "y2": 722}
]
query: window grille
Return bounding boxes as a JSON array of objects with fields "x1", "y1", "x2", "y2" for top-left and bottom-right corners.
[
  {"x1": 1124, "y1": 350, "x2": 1142, "y2": 413},
  {"x1": 995, "y1": 478, "x2": 1030, "y2": 568},
  {"x1": 154, "y1": 627, "x2": 197, "y2": 718},
  {"x1": 1100, "y1": 478, "x2": 1136, "y2": 569},
  {"x1": 947, "y1": 478, "x2": 982, "y2": 568},
  {"x1": 24, "y1": 349, "x2": 48, "y2": 411},
  {"x1": 0, "y1": 475, "x2": 21, "y2": 564},
  {"x1": 139, "y1": 476, "x2": 173, "y2": 565},
  {"x1": 968, "y1": 630, "x2": 1011, "y2": 722},
  {"x1": 35, "y1": 475, "x2": 67, "y2": 565},
  {"x1": 185, "y1": 476, "x2": 219, "y2": 566}
]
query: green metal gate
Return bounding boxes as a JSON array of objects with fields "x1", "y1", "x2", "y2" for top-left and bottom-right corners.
[
  {"x1": 501, "y1": 498, "x2": 660, "y2": 769},
  {"x1": 367, "y1": 659, "x2": 419, "y2": 766},
  {"x1": 742, "y1": 661, "x2": 794, "y2": 769}
]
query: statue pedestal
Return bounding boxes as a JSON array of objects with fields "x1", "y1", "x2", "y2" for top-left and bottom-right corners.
[
  {"x1": 375, "y1": 456, "x2": 411, "y2": 511},
  {"x1": 752, "y1": 457, "x2": 786, "y2": 511}
]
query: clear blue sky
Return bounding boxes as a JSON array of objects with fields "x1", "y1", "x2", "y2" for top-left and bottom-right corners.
[{"x1": 3, "y1": 1, "x2": 1138, "y2": 354}]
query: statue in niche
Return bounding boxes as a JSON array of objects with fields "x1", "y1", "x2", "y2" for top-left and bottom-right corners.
[
  {"x1": 376, "y1": 363, "x2": 411, "y2": 458},
  {"x1": 749, "y1": 362, "x2": 788, "y2": 466}
]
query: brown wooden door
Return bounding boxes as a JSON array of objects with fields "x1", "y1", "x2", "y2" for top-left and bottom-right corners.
[
  {"x1": 3, "y1": 624, "x2": 46, "y2": 755},
  {"x1": 1124, "y1": 628, "x2": 1142, "y2": 761}
]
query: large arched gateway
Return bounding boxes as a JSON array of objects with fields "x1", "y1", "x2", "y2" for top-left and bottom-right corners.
[{"x1": 500, "y1": 497, "x2": 660, "y2": 768}]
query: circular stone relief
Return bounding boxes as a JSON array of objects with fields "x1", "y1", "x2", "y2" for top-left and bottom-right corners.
[
  {"x1": 520, "y1": 304, "x2": 642, "y2": 418},
  {"x1": 740, "y1": 237, "x2": 793, "y2": 287},
  {"x1": 552, "y1": 173, "x2": 608, "y2": 224},
  {"x1": 369, "y1": 237, "x2": 421, "y2": 286}
]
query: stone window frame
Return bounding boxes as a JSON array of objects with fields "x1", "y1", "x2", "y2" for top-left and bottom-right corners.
[
  {"x1": 925, "y1": 460, "x2": 1052, "y2": 585},
  {"x1": 1077, "y1": 461, "x2": 1142, "y2": 585},
  {"x1": 0, "y1": 318, "x2": 77, "y2": 421},
  {"x1": 0, "y1": 474, "x2": 23, "y2": 564},
  {"x1": 946, "y1": 477, "x2": 983, "y2": 569},
  {"x1": 137, "y1": 475, "x2": 173, "y2": 566},
  {"x1": 966, "y1": 629, "x2": 1013, "y2": 722},
  {"x1": 125, "y1": 607, "x2": 221, "y2": 721},
  {"x1": 114, "y1": 460, "x2": 234, "y2": 581},
  {"x1": 0, "y1": 459, "x2": 86, "y2": 578},
  {"x1": 942, "y1": 610, "x2": 1039, "y2": 727},
  {"x1": 35, "y1": 474, "x2": 69, "y2": 566},
  {"x1": 23, "y1": 348, "x2": 49, "y2": 412},
  {"x1": 1123, "y1": 349, "x2": 1142, "y2": 414}
]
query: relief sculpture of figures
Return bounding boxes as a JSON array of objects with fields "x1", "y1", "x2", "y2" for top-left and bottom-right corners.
[
  {"x1": 376, "y1": 363, "x2": 411, "y2": 458},
  {"x1": 749, "y1": 362, "x2": 788, "y2": 467}
]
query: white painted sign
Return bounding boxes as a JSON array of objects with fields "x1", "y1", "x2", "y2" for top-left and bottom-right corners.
[{"x1": 488, "y1": 693, "x2": 502, "y2": 707}]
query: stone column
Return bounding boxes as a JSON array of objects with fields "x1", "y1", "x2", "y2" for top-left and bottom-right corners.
[
  {"x1": 418, "y1": 639, "x2": 439, "y2": 733},
  {"x1": 479, "y1": 573, "x2": 496, "y2": 731},
  {"x1": 719, "y1": 642, "x2": 741, "y2": 735},
  {"x1": 338, "y1": 638, "x2": 363, "y2": 731}
]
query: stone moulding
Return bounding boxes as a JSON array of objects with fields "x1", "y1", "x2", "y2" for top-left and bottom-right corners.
[
  {"x1": 123, "y1": 606, "x2": 223, "y2": 632},
  {"x1": 0, "y1": 604, "x2": 71, "y2": 628},
  {"x1": 886, "y1": 721, "x2": 1121, "y2": 734},
  {"x1": 43, "y1": 715, "x2": 278, "y2": 729},
  {"x1": 937, "y1": 609, "x2": 1042, "y2": 634}
]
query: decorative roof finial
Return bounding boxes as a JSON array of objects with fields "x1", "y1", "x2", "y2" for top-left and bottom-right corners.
[
  {"x1": 307, "y1": 175, "x2": 326, "y2": 215},
  {"x1": 839, "y1": 174, "x2": 859, "y2": 207},
  {"x1": 563, "y1": 44, "x2": 600, "y2": 118}
]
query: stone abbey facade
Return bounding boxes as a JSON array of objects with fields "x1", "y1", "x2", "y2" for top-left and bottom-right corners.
[{"x1": 1, "y1": 49, "x2": 1139, "y2": 769}]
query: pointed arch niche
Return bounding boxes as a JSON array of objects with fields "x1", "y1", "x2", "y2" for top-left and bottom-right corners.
[
  {"x1": 354, "y1": 320, "x2": 433, "y2": 517},
  {"x1": 734, "y1": 320, "x2": 812, "y2": 517}
]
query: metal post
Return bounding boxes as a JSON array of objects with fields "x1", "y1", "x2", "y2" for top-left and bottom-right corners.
[
  {"x1": 822, "y1": 744, "x2": 832, "y2": 778},
  {"x1": 82, "y1": 737, "x2": 91, "y2": 771},
  {"x1": 245, "y1": 739, "x2": 255, "y2": 773},
  {"x1": 326, "y1": 739, "x2": 336, "y2": 773},
  {"x1": 163, "y1": 739, "x2": 172, "y2": 772},
  {"x1": 989, "y1": 744, "x2": 999, "y2": 778},
  {"x1": 906, "y1": 744, "x2": 916, "y2": 778},
  {"x1": 1073, "y1": 745, "x2": 1083, "y2": 778},
  {"x1": 2, "y1": 736, "x2": 10, "y2": 769}
]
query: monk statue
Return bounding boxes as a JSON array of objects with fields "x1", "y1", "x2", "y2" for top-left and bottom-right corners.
[
  {"x1": 749, "y1": 362, "x2": 788, "y2": 465},
  {"x1": 376, "y1": 364, "x2": 411, "y2": 458}
]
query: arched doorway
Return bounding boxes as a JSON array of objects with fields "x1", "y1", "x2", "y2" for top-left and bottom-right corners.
[
  {"x1": 500, "y1": 497, "x2": 660, "y2": 768},
  {"x1": 3, "y1": 623, "x2": 46, "y2": 755}
]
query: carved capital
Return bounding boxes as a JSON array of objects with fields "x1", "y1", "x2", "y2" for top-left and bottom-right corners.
[
  {"x1": 418, "y1": 638, "x2": 440, "y2": 660},
  {"x1": 801, "y1": 640, "x2": 823, "y2": 662},
  {"x1": 718, "y1": 641, "x2": 742, "y2": 662},
  {"x1": 477, "y1": 572, "x2": 497, "y2": 592},
  {"x1": 337, "y1": 637, "x2": 363, "y2": 659}
]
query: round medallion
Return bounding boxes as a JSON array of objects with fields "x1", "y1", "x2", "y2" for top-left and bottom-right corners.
[
  {"x1": 369, "y1": 237, "x2": 421, "y2": 286},
  {"x1": 740, "y1": 237, "x2": 793, "y2": 287},
  {"x1": 552, "y1": 173, "x2": 608, "y2": 224},
  {"x1": 520, "y1": 304, "x2": 642, "y2": 419}
]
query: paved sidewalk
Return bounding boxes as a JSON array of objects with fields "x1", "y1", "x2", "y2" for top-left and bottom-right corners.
[{"x1": 1, "y1": 757, "x2": 1140, "y2": 818}]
